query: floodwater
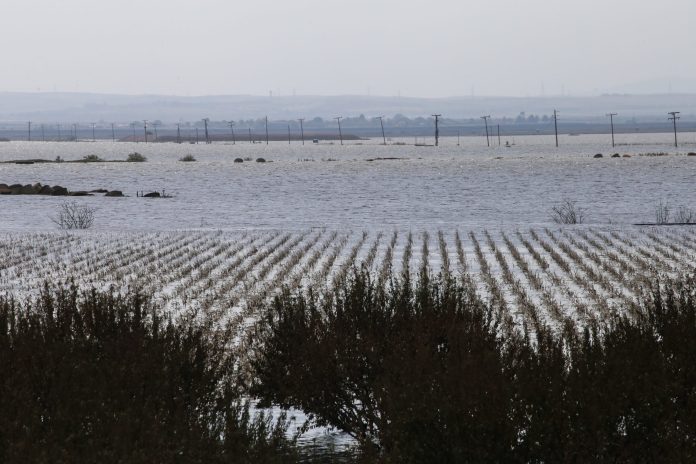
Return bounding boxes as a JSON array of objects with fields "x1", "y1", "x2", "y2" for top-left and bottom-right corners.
[{"x1": 1, "y1": 132, "x2": 695, "y2": 231}]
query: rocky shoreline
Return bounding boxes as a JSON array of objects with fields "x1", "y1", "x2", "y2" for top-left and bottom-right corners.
[{"x1": 0, "y1": 183, "x2": 124, "y2": 197}]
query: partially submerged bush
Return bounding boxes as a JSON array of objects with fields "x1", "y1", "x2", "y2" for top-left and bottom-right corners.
[
  {"x1": 0, "y1": 283, "x2": 295, "y2": 463},
  {"x1": 51, "y1": 201, "x2": 96, "y2": 229},
  {"x1": 550, "y1": 198, "x2": 585, "y2": 224},
  {"x1": 82, "y1": 154, "x2": 103, "y2": 162},
  {"x1": 654, "y1": 201, "x2": 695, "y2": 224},
  {"x1": 179, "y1": 154, "x2": 196, "y2": 162},
  {"x1": 675, "y1": 206, "x2": 695, "y2": 223},
  {"x1": 251, "y1": 270, "x2": 696, "y2": 462},
  {"x1": 655, "y1": 199, "x2": 671, "y2": 224},
  {"x1": 126, "y1": 152, "x2": 147, "y2": 162}
]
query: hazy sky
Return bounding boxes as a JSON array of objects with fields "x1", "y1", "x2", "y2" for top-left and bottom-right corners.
[{"x1": 2, "y1": 0, "x2": 695, "y2": 97}]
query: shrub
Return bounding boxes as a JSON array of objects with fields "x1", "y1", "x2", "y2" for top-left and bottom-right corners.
[
  {"x1": 0, "y1": 283, "x2": 295, "y2": 463},
  {"x1": 51, "y1": 201, "x2": 96, "y2": 229},
  {"x1": 179, "y1": 154, "x2": 196, "y2": 162},
  {"x1": 675, "y1": 206, "x2": 695, "y2": 223},
  {"x1": 82, "y1": 154, "x2": 103, "y2": 162},
  {"x1": 250, "y1": 269, "x2": 696, "y2": 462},
  {"x1": 126, "y1": 152, "x2": 147, "y2": 162},
  {"x1": 655, "y1": 200, "x2": 670, "y2": 224},
  {"x1": 550, "y1": 199, "x2": 585, "y2": 224}
]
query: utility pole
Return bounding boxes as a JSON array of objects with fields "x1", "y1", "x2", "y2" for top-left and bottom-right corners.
[
  {"x1": 73, "y1": 123, "x2": 78, "y2": 141},
  {"x1": 153, "y1": 122, "x2": 160, "y2": 141},
  {"x1": 668, "y1": 111, "x2": 680, "y2": 148},
  {"x1": 143, "y1": 120, "x2": 149, "y2": 143},
  {"x1": 227, "y1": 121, "x2": 236, "y2": 144},
  {"x1": 203, "y1": 118, "x2": 210, "y2": 144},
  {"x1": 41, "y1": 124, "x2": 45, "y2": 142},
  {"x1": 195, "y1": 127, "x2": 199, "y2": 144},
  {"x1": 607, "y1": 112, "x2": 617, "y2": 148},
  {"x1": 497, "y1": 124, "x2": 501, "y2": 146},
  {"x1": 27, "y1": 121, "x2": 31, "y2": 141},
  {"x1": 432, "y1": 114, "x2": 441, "y2": 146},
  {"x1": 298, "y1": 118, "x2": 305, "y2": 145},
  {"x1": 553, "y1": 109, "x2": 559, "y2": 147},
  {"x1": 265, "y1": 116, "x2": 269, "y2": 145},
  {"x1": 481, "y1": 115, "x2": 491, "y2": 147},
  {"x1": 334, "y1": 116, "x2": 343, "y2": 145},
  {"x1": 111, "y1": 123, "x2": 115, "y2": 142},
  {"x1": 249, "y1": 127, "x2": 253, "y2": 144},
  {"x1": 57, "y1": 123, "x2": 61, "y2": 141},
  {"x1": 457, "y1": 129, "x2": 460, "y2": 146},
  {"x1": 130, "y1": 123, "x2": 136, "y2": 142},
  {"x1": 376, "y1": 116, "x2": 386, "y2": 145},
  {"x1": 288, "y1": 124, "x2": 291, "y2": 144},
  {"x1": 176, "y1": 123, "x2": 181, "y2": 144},
  {"x1": 91, "y1": 123, "x2": 96, "y2": 141}
]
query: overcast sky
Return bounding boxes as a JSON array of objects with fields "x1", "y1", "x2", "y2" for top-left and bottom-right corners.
[{"x1": 1, "y1": 0, "x2": 694, "y2": 97}]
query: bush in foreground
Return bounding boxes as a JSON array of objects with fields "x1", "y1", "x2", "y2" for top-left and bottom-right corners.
[
  {"x1": 0, "y1": 283, "x2": 295, "y2": 463},
  {"x1": 251, "y1": 270, "x2": 696, "y2": 462}
]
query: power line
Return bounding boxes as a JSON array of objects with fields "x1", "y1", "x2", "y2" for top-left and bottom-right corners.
[
  {"x1": 376, "y1": 116, "x2": 386, "y2": 145},
  {"x1": 432, "y1": 114, "x2": 441, "y2": 146},
  {"x1": 668, "y1": 111, "x2": 680, "y2": 148},
  {"x1": 298, "y1": 118, "x2": 305, "y2": 145},
  {"x1": 227, "y1": 121, "x2": 236, "y2": 144},
  {"x1": 334, "y1": 116, "x2": 343, "y2": 145},
  {"x1": 480, "y1": 115, "x2": 491, "y2": 147},
  {"x1": 202, "y1": 118, "x2": 210, "y2": 144},
  {"x1": 606, "y1": 113, "x2": 618, "y2": 148}
]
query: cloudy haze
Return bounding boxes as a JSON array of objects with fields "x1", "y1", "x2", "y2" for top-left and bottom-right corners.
[{"x1": 2, "y1": 0, "x2": 695, "y2": 97}]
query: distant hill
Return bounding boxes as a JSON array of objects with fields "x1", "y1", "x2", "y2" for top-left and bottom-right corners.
[{"x1": 0, "y1": 92, "x2": 695, "y2": 123}]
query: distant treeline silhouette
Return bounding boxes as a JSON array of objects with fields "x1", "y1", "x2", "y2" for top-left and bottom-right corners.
[{"x1": 1, "y1": 112, "x2": 691, "y2": 142}]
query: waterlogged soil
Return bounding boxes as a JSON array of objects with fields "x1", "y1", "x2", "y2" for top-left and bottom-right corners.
[{"x1": 0, "y1": 133, "x2": 695, "y2": 231}]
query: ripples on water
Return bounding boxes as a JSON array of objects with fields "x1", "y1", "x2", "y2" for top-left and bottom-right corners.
[{"x1": 0, "y1": 133, "x2": 695, "y2": 231}]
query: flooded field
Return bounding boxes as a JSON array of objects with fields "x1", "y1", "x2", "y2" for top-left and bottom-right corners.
[
  {"x1": 2, "y1": 133, "x2": 696, "y2": 460},
  {"x1": 1, "y1": 132, "x2": 695, "y2": 231}
]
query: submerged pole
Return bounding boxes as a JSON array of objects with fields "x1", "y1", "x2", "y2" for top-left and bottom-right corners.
[
  {"x1": 298, "y1": 118, "x2": 305, "y2": 145},
  {"x1": 334, "y1": 116, "x2": 343, "y2": 145},
  {"x1": 668, "y1": 111, "x2": 680, "y2": 148},
  {"x1": 265, "y1": 116, "x2": 269, "y2": 145},
  {"x1": 607, "y1": 112, "x2": 617, "y2": 148},
  {"x1": 481, "y1": 115, "x2": 490, "y2": 147},
  {"x1": 377, "y1": 116, "x2": 386, "y2": 145},
  {"x1": 432, "y1": 114, "x2": 441, "y2": 146}
]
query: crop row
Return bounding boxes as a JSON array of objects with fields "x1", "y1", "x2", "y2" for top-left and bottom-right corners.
[{"x1": 2, "y1": 227, "x2": 695, "y2": 332}]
